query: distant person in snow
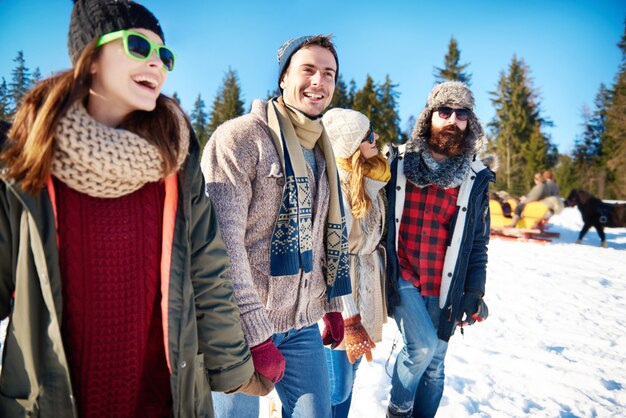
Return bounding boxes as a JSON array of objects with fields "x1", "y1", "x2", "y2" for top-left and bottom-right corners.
[
  {"x1": 322, "y1": 108, "x2": 391, "y2": 417},
  {"x1": 541, "y1": 170, "x2": 564, "y2": 215},
  {"x1": 508, "y1": 172, "x2": 547, "y2": 226},
  {"x1": 384, "y1": 81, "x2": 494, "y2": 418},
  {"x1": 201, "y1": 35, "x2": 351, "y2": 418},
  {"x1": 0, "y1": 1, "x2": 255, "y2": 416}
]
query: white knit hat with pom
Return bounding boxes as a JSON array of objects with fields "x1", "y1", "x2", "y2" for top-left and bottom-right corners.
[{"x1": 322, "y1": 108, "x2": 370, "y2": 158}]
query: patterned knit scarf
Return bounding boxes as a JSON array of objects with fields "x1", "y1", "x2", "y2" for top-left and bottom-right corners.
[
  {"x1": 404, "y1": 149, "x2": 470, "y2": 189},
  {"x1": 52, "y1": 101, "x2": 189, "y2": 198},
  {"x1": 266, "y1": 97, "x2": 350, "y2": 299}
]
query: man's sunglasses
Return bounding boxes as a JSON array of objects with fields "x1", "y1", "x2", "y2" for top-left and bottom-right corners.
[
  {"x1": 437, "y1": 106, "x2": 471, "y2": 122},
  {"x1": 362, "y1": 123, "x2": 375, "y2": 144},
  {"x1": 96, "y1": 30, "x2": 176, "y2": 72}
]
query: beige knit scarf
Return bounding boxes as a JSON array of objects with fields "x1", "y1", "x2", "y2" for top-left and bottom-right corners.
[
  {"x1": 266, "y1": 97, "x2": 351, "y2": 299},
  {"x1": 52, "y1": 101, "x2": 189, "y2": 198}
]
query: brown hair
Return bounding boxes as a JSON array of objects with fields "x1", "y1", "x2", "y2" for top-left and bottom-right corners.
[
  {"x1": 302, "y1": 34, "x2": 338, "y2": 65},
  {"x1": 542, "y1": 170, "x2": 556, "y2": 183},
  {"x1": 341, "y1": 150, "x2": 377, "y2": 219},
  {"x1": 0, "y1": 40, "x2": 185, "y2": 194}
]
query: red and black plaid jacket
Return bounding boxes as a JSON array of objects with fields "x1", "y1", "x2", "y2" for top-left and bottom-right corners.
[{"x1": 397, "y1": 182, "x2": 459, "y2": 296}]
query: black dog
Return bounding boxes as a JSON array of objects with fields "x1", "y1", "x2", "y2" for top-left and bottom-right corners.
[{"x1": 565, "y1": 189, "x2": 626, "y2": 247}]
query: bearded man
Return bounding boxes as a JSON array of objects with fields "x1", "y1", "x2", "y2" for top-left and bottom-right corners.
[{"x1": 384, "y1": 81, "x2": 495, "y2": 418}]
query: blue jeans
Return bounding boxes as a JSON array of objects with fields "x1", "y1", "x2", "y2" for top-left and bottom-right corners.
[
  {"x1": 389, "y1": 279, "x2": 449, "y2": 418},
  {"x1": 325, "y1": 348, "x2": 362, "y2": 418},
  {"x1": 213, "y1": 323, "x2": 332, "y2": 418}
]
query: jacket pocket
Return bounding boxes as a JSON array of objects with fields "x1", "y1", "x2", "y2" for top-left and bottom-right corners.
[
  {"x1": 193, "y1": 354, "x2": 212, "y2": 418},
  {"x1": 0, "y1": 392, "x2": 38, "y2": 418}
]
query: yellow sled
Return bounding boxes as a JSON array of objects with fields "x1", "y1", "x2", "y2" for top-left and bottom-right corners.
[
  {"x1": 514, "y1": 201, "x2": 551, "y2": 229},
  {"x1": 489, "y1": 199, "x2": 509, "y2": 228}
]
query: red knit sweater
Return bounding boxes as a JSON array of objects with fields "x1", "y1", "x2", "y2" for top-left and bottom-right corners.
[{"x1": 55, "y1": 178, "x2": 172, "y2": 417}]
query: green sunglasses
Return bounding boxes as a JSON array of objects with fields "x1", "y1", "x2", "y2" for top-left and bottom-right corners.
[{"x1": 96, "y1": 30, "x2": 176, "y2": 71}]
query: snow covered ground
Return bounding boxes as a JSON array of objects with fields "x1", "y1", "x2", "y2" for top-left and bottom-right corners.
[
  {"x1": 263, "y1": 207, "x2": 626, "y2": 417},
  {"x1": 1, "y1": 207, "x2": 625, "y2": 417}
]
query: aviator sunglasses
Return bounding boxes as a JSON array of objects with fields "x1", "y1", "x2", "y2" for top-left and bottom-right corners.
[
  {"x1": 437, "y1": 106, "x2": 471, "y2": 121},
  {"x1": 96, "y1": 30, "x2": 176, "y2": 71},
  {"x1": 362, "y1": 123, "x2": 375, "y2": 144}
]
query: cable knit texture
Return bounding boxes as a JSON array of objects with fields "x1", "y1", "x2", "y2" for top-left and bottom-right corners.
[
  {"x1": 322, "y1": 108, "x2": 370, "y2": 159},
  {"x1": 201, "y1": 99, "x2": 342, "y2": 347},
  {"x1": 338, "y1": 170, "x2": 388, "y2": 344},
  {"x1": 52, "y1": 101, "x2": 188, "y2": 198},
  {"x1": 56, "y1": 178, "x2": 171, "y2": 417}
]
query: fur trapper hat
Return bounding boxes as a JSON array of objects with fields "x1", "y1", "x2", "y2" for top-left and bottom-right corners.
[
  {"x1": 323, "y1": 108, "x2": 370, "y2": 159},
  {"x1": 408, "y1": 81, "x2": 486, "y2": 156},
  {"x1": 68, "y1": 0, "x2": 164, "y2": 64}
]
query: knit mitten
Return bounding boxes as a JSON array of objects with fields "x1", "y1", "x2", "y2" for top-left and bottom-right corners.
[
  {"x1": 458, "y1": 290, "x2": 489, "y2": 325},
  {"x1": 250, "y1": 339, "x2": 286, "y2": 383},
  {"x1": 321, "y1": 312, "x2": 344, "y2": 348},
  {"x1": 344, "y1": 314, "x2": 376, "y2": 363}
]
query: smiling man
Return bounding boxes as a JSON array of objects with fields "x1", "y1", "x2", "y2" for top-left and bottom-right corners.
[{"x1": 201, "y1": 35, "x2": 351, "y2": 418}]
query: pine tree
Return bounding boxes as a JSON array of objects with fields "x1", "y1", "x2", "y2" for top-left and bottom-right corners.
[
  {"x1": 208, "y1": 67, "x2": 245, "y2": 136},
  {"x1": 572, "y1": 85, "x2": 610, "y2": 196},
  {"x1": 489, "y1": 56, "x2": 553, "y2": 195},
  {"x1": 403, "y1": 114, "x2": 416, "y2": 142},
  {"x1": 434, "y1": 36, "x2": 472, "y2": 85},
  {"x1": 347, "y1": 79, "x2": 357, "y2": 105},
  {"x1": 377, "y1": 75, "x2": 403, "y2": 144},
  {"x1": 602, "y1": 21, "x2": 626, "y2": 198},
  {"x1": 353, "y1": 75, "x2": 381, "y2": 134},
  {"x1": 8, "y1": 51, "x2": 31, "y2": 117},
  {"x1": 171, "y1": 91, "x2": 182, "y2": 106},
  {"x1": 329, "y1": 73, "x2": 352, "y2": 109},
  {"x1": 190, "y1": 94, "x2": 209, "y2": 150},
  {"x1": 266, "y1": 87, "x2": 281, "y2": 101},
  {"x1": 553, "y1": 154, "x2": 578, "y2": 198},
  {"x1": 30, "y1": 67, "x2": 42, "y2": 87},
  {"x1": 0, "y1": 78, "x2": 10, "y2": 122}
]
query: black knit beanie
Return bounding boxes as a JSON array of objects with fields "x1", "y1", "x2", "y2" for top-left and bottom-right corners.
[{"x1": 68, "y1": 0, "x2": 164, "y2": 64}]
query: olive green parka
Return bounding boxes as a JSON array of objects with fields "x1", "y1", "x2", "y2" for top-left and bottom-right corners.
[{"x1": 0, "y1": 124, "x2": 253, "y2": 417}]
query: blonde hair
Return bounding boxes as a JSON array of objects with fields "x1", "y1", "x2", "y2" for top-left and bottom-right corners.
[
  {"x1": 341, "y1": 150, "x2": 377, "y2": 219},
  {"x1": 1, "y1": 40, "x2": 185, "y2": 194}
]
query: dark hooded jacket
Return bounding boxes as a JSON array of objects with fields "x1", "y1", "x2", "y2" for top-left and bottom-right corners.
[{"x1": 384, "y1": 81, "x2": 495, "y2": 342}]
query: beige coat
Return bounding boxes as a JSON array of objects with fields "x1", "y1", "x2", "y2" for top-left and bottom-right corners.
[{"x1": 340, "y1": 169, "x2": 388, "y2": 344}]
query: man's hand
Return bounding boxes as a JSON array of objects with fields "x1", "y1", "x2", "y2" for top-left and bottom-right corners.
[
  {"x1": 250, "y1": 339, "x2": 285, "y2": 383},
  {"x1": 458, "y1": 290, "x2": 489, "y2": 326}
]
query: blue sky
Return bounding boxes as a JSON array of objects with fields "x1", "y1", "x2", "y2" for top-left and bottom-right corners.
[{"x1": 1, "y1": 0, "x2": 624, "y2": 153}]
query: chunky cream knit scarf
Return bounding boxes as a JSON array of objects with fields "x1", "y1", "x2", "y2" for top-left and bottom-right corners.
[{"x1": 52, "y1": 101, "x2": 189, "y2": 198}]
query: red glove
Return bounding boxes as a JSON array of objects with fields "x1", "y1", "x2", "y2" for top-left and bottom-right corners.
[
  {"x1": 321, "y1": 312, "x2": 344, "y2": 348},
  {"x1": 250, "y1": 339, "x2": 286, "y2": 383},
  {"x1": 344, "y1": 314, "x2": 376, "y2": 364}
]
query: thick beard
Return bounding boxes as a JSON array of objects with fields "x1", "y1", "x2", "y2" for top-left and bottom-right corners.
[{"x1": 427, "y1": 124, "x2": 468, "y2": 157}]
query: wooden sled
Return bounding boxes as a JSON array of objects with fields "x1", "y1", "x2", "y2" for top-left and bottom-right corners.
[
  {"x1": 490, "y1": 226, "x2": 559, "y2": 243},
  {"x1": 490, "y1": 200, "x2": 560, "y2": 243}
]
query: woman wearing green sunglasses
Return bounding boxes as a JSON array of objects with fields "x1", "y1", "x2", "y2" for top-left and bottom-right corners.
[{"x1": 0, "y1": 1, "x2": 255, "y2": 417}]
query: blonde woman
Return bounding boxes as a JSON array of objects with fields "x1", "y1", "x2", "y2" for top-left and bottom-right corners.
[{"x1": 322, "y1": 108, "x2": 390, "y2": 418}]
